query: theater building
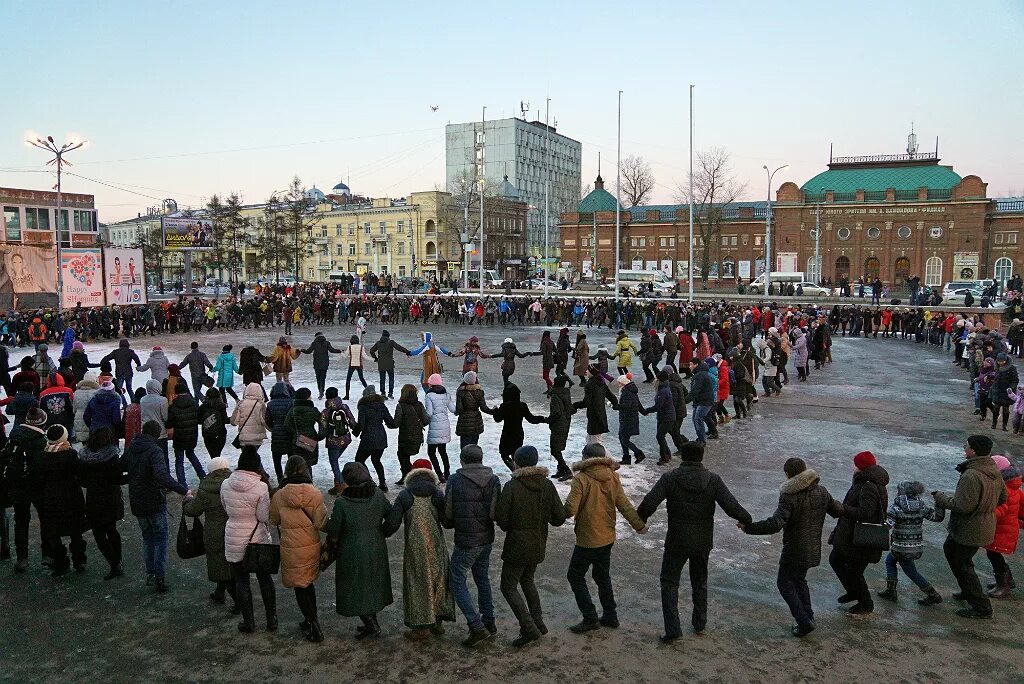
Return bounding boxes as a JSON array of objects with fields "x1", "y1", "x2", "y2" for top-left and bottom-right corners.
[{"x1": 560, "y1": 149, "x2": 1024, "y2": 290}]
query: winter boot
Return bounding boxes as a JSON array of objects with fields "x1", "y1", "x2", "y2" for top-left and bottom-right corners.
[
  {"x1": 261, "y1": 581, "x2": 278, "y2": 631},
  {"x1": 988, "y1": 571, "x2": 1013, "y2": 599},
  {"x1": 306, "y1": 620, "x2": 324, "y2": 643},
  {"x1": 918, "y1": 587, "x2": 943, "y2": 606},
  {"x1": 237, "y1": 598, "x2": 256, "y2": 634},
  {"x1": 0, "y1": 515, "x2": 10, "y2": 561},
  {"x1": 877, "y1": 579, "x2": 898, "y2": 602},
  {"x1": 634, "y1": 450, "x2": 646, "y2": 464},
  {"x1": 988, "y1": 568, "x2": 1017, "y2": 590}
]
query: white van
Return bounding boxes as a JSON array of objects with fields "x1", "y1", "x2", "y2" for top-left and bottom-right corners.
[
  {"x1": 615, "y1": 269, "x2": 677, "y2": 296},
  {"x1": 746, "y1": 271, "x2": 805, "y2": 295},
  {"x1": 459, "y1": 269, "x2": 504, "y2": 289}
]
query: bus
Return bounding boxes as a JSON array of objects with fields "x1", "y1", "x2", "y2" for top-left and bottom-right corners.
[{"x1": 615, "y1": 269, "x2": 677, "y2": 296}]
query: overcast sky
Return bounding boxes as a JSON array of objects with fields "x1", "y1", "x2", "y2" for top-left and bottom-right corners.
[{"x1": 3, "y1": 0, "x2": 1022, "y2": 222}]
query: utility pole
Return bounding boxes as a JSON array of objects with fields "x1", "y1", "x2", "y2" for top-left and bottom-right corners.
[
  {"x1": 762, "y1": 164, "x2": 788, "y2": 296},
  {"x1": 614, "y1": 90, "x2": 622, "y2": 301},
  {"x1": 814, "y1": 188, "x2": 823, "y2": 285},
  {"x1": 479, "y1": 105, "x2": 486, "y2": 298},
  {"x1": 688, "y1": 85, "x2": 694, "y2": 303},
  {"x1": 544, "y1": 97, "x2": 551, "y2": 297}
]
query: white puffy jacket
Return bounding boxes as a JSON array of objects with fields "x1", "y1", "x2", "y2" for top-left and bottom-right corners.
[
  {"x1": 422, "y1": 387, "x2": 455, "y2": 445},
  {"x1": 220, "y1": 469, "x2": 272, "y2": 563},
  {"x1": 72, "y1": 379, "x2": 100, "y2": 442}
]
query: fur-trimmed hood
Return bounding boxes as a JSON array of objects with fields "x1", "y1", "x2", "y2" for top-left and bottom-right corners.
[
  {"x1": 511, "y1": 465, "x2": 549, "y2": 479},
  {"x1": 571, "y1": 455, "x2": 619, "y2": 482},
  {"x1": 511, "y1": 465, "x2": 550, "y2": 491},
  {"x1": 780, "y1": 468, "x2": 820, "y2": 495},
  {"x1": 403, "y1": 466, "x2": 438, "y2": 486}
]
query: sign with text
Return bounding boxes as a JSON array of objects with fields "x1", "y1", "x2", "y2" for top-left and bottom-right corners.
[
  {"x1": 61, "y1": 248, "x2": 104, "y2": 308},
  {"x1": 104, "y1": 248, "x2": 146, "y2": 305},
  {"x1": 953, "y1": 252, "x2": 979, "y2": 279},
  {"x1": 162, "y1": 217, "x2": 214, "y2": 250},
  {"x1": 738, "y1": 260, "x2": 751, "y2": 279}
]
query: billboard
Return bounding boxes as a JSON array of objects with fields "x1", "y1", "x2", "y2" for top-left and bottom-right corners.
[
  {"x1": 104, "y1": 248, "x2": 147, "y2": 305},
  {"x1": 61, "y1": 248, "x2": 105, "y2": 308},
  {"x1": 162, "y1": 217, "x2": 213, "y2": 250}
]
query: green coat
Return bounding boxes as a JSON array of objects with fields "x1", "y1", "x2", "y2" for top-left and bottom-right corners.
[
  {"x1": 495, "y1": 466, "x2": 567, "y2": 565},
  {"x1": 284, "y1": 399, "x2": 325, "y2": 466},
  {"x1": 182, "y1": 468, "x2": 232, "y2": 582},
  {"x1": 326, "y1": 489, "x2": 393, "y2": 617}
]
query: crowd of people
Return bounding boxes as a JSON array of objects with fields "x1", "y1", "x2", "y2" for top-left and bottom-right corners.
[{"x1": 0, "y1": 293, "x2": 1020, "y2": 651}]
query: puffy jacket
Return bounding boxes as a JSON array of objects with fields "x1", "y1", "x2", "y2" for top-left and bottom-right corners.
[
  {"x1": 77, "y1": 443, "x2": 125, "y2": 526},
  {"x1": 886, "y1": 483, "x2": 945, "y2": 560},
  {"x1": 198, "y1": 392, "x2": 229, "y2": 438},
  {"x1": 355, "y1": 393, "x2": 396, "y2": 454},
  {"x1": 394, "y1": 388, "x2": 429, "y2": 450},
  {"x1": 212, "y1": 352, "x2": 239, "y2": 389},
  {"x1": 423, "y1": 387, "x2": 454, "y2": 445},
  {"x1": 140, "y1": 379, "x2": 169, "y2": 439},
  {"x1": 745, "y1": 468, "x2": 840, "y2": 568},
  {"x1": 138, "y1": 349, "x2": 170, "y2": 383},
  {"x1": 829, "y1": 464, "x2": 890, "y2": 563},
  {"x1": 647, "y1": 381, "x2": 675, "y2": 424},
  {"x1": 38, "y1": 375, "x2": 74, "y2": 432},
  {"x1": 183, "y1": 468, "x2": 232, "y2": 583},
  {"x1": 547, "y1": 384, "x2": 574, "y2": 455},
  {"x1": 264, "y1": 382, "x2": 294, "y2": 454},
  {"x1": 167, "y1": 393, "x2": 200, "y2": 450},
  {"x1": 72, "y1": 377, "x2": 100, "y2": 442},
  {"x1": 368, "y1": 334, "x2": 409, "y2": 371},
  {"x1": 573, "y1": 374, "x2": 617, "y2": 435},
  {"x1": 687, "y1": 366, "x2": 716, "y2": 406},
  {"x1": 220, "y1": 469, "x2": 272, "y2": 563},
  {"x1": 444, "y1": 462, "x2": 501, "y2": 549},
  {"x1": 495, "y1": 465, "x2": 566, "y2": 564},
  {"x1": 935, "y1": 456, "x2": 1008, "y2": 547},
  {"x1": 231, "y1": 383, "x2": 268, "y2": 447},
  {"x1": 302, "y1": 335, "x2": 341, "y2": 371},
  {"x1": 614, "y1": 336, "x2": 638, "y2": 367},
  {"x1": 284, "y1": 400, "x2": 325, "y2": 465},
  {"x1": 269, "y1": 343, "x2": 300, "y2": 374},
  {"x1": 985, "y1": 470, "x2": 1021, "y2": 554},
  {"x1": 38, "y1": 445, "x2": 88, "y2": 537},
  {"x1": 269, "y1": 477, "x2": 327, "y2": 588},
  {"x1": 564, "y1": 456, "x2": 644, "y2": 548},
  {"x1": 492, "y1": 383, "x2": 545, "y2": 457},
  {"x1": 84, "y1": 389, "x2": 123, "y2": 435},
  {"x1": 454, "y1": 383, "x2": 489, "y2": 437},
  {"x1": 616, "y1": 382, "x2": 641, "y2": 436},
  {"x1": 121, "y1": 432, "x2": 186, "y2": 516}
]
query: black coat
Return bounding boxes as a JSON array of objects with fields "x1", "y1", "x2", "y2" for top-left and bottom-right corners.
[
  {"x1": 264, "y1": 383, "x2": 294, "y2": 455},
  {"x1": 0, "y1": 424, "x2": 47, "y2": 505},
  {"x1": 616, "y1": 382, "x2": 642, "y2": 436},
  {"x1": 547, "y1": 384, "x2": 574, "y2": 454},
  {"x1": 573, "y1": 375, "x2": 617, "y2": 435},
  {"x1": 746, "y1": 469, "x2": 841, "y2": 568},
  {"x1": 829, "y1": 464, "x2": 890, "y2": 563},
  {"x1": 238, "y1": 346, "x2": 267, "y2": 386},
  {"x1": 393, "y1": 396, "x2": 429, "y2": 450},
  {"x1": 303, "y1": 335, "x2": 341, "y2": 371},
  {"x1": 495, "y1": 466, "x2": 566, "y2": 564},
  {"x1": 637, "y1": 461, "x2": 751, "y2": 554},
  {"x1": 355, "y1": 394, "x2": 396, "y2": 454},
  {"x1": 992, "y1": 363, "x2": 1019, "y2": 407},
  {"x1": 120, "y1": 432, "x2": 187, "y2": 516},
  {"x1": 369, "y1": 336, "x2": 409, "y2": 371},
  {"x1": 454, "y1": 383, "x2": 489, "y2": 437},
  {"x1": 167, "y1": 393, "x2": 200, "y2": 449},
  {"x1": 443, "y1": 463, "x2": 500, "y2": 549},
  {"x1": 77, "y1": 444, "x2": 125, "y2": 526},
  {"x1": 492, "y1": 384, "x2": 545, "y2": 456},
  {"x1": 38, "y1": 446, "x2": 88, "y2": 537}
]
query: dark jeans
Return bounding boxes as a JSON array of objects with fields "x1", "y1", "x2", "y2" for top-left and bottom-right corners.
[
  {"x1": 378, "y1": 368, "x2": 395, "y2": 397},
  {"x1": 13, "y1": 499, "x2": 45, "y2": 561},
  {"x1": 138, "y1": 511, "x2": 168, "y2": 578},
  {"x1": 828, "y1": 548, "x2": 871, "y2": 606},
  {"x1": 174, "y1": 447, "x2": 206, "y2": 489},
  {"x1": 777, "y1": 563, "x2": 813, "y2": 627},
  {"x1": 460, "y1": 434, "x2": 480, "y2": 449},
  {"x1": 314, "y1": 368, "x2": 327, "y2": 396},
  {"x1": 397, "y1": 445, "x2": 418, "y2": 481},
  {"x1": 885, "y1": 552, "x2": 931, "y2": 589},
  {"x1": 449, "y1": 544, "x2": 494, "y2": 631},
  {"x1": 987, "y1": 549, "x2": 1009, "y2": 576},
  {"x1": 427, "y1": 443, "x2": 450, "y2": 479},
  {"x1": 660, "y1": 547, "x2": 709, "y2": 636},
  {"x1": 345, "y1": 366, "x2": 367, "y2": 397},
  {"x1": 356, "y1": 449, "x2": 386, "y2": 487},
  {"x1": 204, "y1": 433, "x2": 226, "y2": 461},
  {"x1": 501, "y1": 561, "x2": 543, "y2": 635},
  {"x1": 567, "y1": 543, "x2": 615, "y2": 623},
  {"x1": 943, "y1": 538, "x2": 991, "y2": 614},
  {"x1": 232, "y1": 561, "x2": 276, "y2": 623},
  {"x1": 619, "y1": 433, "x2": 642, "y2": 462},
  {"x1": 92, "y1": 521, "x2": 122, "y2": 569}
]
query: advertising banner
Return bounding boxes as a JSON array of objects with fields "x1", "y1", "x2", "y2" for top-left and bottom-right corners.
[
  {"x1": 660, "y1": 259, "x2": 672, "y2": 276},
  {"x1": 738, "y1": 260, "x2": 751, "y2": 279},
  {"x1": 104, "y1": 248, "x2": 147, "y2": 305},
  {"x1": 776, "y1": 252, "x2": 798, "y2": 273},
  {"x1": 582, "y1": 260, "x2": 593, "y2": 277},
  {"x1": 953, "y1": 252, "x2": 979, "y2": 280},
  {"x1": 162, "y1": 217, "x2": 214, "y2": 250},
  {"x1": 0, "y1": 244, "x2": 57, "y2": 294},
  {"x1": 61, "y1": 248, "x2": 104, "y2": 308},
  {"x1": 630, "y1": 258, "x2": 643, "y2": 270}
]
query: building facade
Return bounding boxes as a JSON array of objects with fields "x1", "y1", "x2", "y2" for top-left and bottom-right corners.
[
  {"x1": 560, "y1": 153, "x2": 1024, "y2": 290},
  {"x1": 2, "y1": 187, "x2": 99, "y2": 248},
  {"x1": 446, "y1": 117, "x2": 581, "y2": 260}
]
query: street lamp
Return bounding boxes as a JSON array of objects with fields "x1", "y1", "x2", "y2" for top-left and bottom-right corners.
[
  {"x1": 762, "y1": 164, "x2": 788, "y2": 296},
  {"x1": 813, "y1": 186, "x2": 824, "y2": 286},
  {"x1": 25, "y1": 134, "x2": 87, "y2": 311}
]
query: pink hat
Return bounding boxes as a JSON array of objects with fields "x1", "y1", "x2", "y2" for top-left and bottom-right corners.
[
  {"x1": 992, "y1": 455, "x2": 1011, "y2": 471},
  {"x1": 427, "y1": 373, "x2": 442, "y2": 386}
]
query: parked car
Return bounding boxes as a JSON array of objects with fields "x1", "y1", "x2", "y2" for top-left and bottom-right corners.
[{"x1": 794, "y1": 282, "x2": 832, "y2": 297}]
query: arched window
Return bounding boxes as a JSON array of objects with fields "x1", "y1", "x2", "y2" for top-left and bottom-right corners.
[
  {"x1": 807, "y1": 256, "x2": 821, "y2": 285},
  {"x1": 835, "y1": 255, "x2": 850, "y2": 279},
  {"x1": 425, "y1": 240, "x2": 436, "y2": 259},
  {"x1": 894, "y1": 256, "x2": 910, "y2": 284},
  {"x1": 864, "y1": 256, "x2": 880, "y2": 279},
  {"x1": 925, "y1": 257, "x2": 943, "y2": 286},
  {"x1": 994, "y1": 257, "x2": 1013, "y2": 287},
  {"x1": 425, "y1": 219, "x2": 436, "y2": 236}
]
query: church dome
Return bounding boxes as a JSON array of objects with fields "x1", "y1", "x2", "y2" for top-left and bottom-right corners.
[{"x1": 332, "y1": 182, "x2": 351, "y2": 196}]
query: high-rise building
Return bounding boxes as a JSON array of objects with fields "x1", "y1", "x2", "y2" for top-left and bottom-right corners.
[{"x1": 445, "y1": 117, "x2": 581, "y2": 265}]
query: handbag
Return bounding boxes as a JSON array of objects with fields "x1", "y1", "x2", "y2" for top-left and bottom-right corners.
[
  {"x1": 294, "y1": 433, "x2": 317, "y2": 453},
  {"x1": 319, "y1": 537, "x2": 337, "y2": 571},
  {"x1": 232, "y1": 402, "x2": 258, "y2": 449},
  {"x1": 176, "y1": 511, "x2": 206, "y2": 559},
  {"x1": 852, "y1": 521, "x2": 890, "y2": 551},
  {"x1": 262, "y1": 362, "x2": 274, "y2": 377},
  {"x1": 242, "y1": 522, "x2": 280, "y2": 574}
]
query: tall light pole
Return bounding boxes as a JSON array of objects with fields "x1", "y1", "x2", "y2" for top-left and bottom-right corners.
[
  {"x1": 26, "y1": 134, "x2": 87, "y2": 311},
  {"x1": 688, "y1": 85, "x2": 695, "y2": 303},
  {"x1": 479, "y1": 105, "x2": 486, "y2": 298},
  {"x1": 814, "y1": 186, "x2": 823, "y2": 285},
  {"x1": 762, "y1": 164, "x2": 788, "y2": 296},
  {"x1": 543, "y1": 97, "x2": 551, "y2": 298},
  {"x1": 614, "y1": 90, "x2": 622, "y2": 301}
]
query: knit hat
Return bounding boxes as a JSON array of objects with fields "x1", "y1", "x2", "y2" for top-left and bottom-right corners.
[
  {"x1": 463, "y1": 371, "x2": 477, "y2": 384},
  {"x1": 38, "y1": 343, "x2": 47, "y2": 351},
  {"x1": 427, "y1": 373, "x2": 442, "y2": 386},
  {"x1": 968, "y1": 434, "x2": 993, "y2": 456},
  {"x1": 992, "y1": 455, "x2": 1011, "y2": 471},
  {"x1": 582, "y1": 443, "x2": 606, "y2": 459},
  {"x1": 853, "y1": 451, "x2": 877, "y2": 471},
  {"x1": 675, "y1": 326, "x2": 684, "y2": 333},
  {"x1": 72, "y1": 340, "x2": 84, "y2": 351},
  {"x1": 46, "y1": 424, "x2": 68, "y2": 444},
  {"x1": 615, "y1": 374, "x2": 630, "y2": 387},
  {"x1": 342, "y1": 461, "x2": 372, "y2": 486},
  {"x1": 294, "y1": 387, "x2": 312, "y2": 401},
  {"x1": 362, "y1": 385, "x2": 377, "y2": 398},
  {"x1": 26, "y1": 408, "x2": 47, "y2": 426},
  {"x1": 588, "y1": 364, "x2": 602, "y2": 377},
  {"x1": 101, "y1": 381, "x2": 115, "y2": 391},
  {"x1": 411, "y1": 458, "x2": 433, "y2": 472},
  {"x1": 504, "y1": 338, "x2": 513, "y2": 344},
  {"x1": 208, "y1": 457, "x2": 230, "y2": 472},
  {"x1": 514, "y1": 445, "x2": 539, "y2": 467},
  {"x1": 997, "y1": 352, "x2": 1009, "y2": 362},
  {"x1": 152, "y1": 346, "x2": 162, "y2": 351},
  {"x1": 460, "y1": 444, "x2": 484, "y2": 464}
]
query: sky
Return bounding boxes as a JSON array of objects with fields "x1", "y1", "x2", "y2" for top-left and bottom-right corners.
[{"x1": 2, "y1": 0, "x2": 1023, "y2": 222}]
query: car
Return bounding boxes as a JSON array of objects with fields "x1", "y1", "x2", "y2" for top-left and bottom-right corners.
[{"x1": 794, "y1": 282, "x2": 831, "y2": 297}]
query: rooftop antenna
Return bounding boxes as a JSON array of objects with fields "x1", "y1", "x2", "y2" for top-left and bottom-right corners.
[
  {"x1": 935, "y1": 135, "x2": 939, "y2": 157},
  {"x1": 907, "y1": 122, "x2": 918, "y2": 157},
  {"x1": 519, "y1": 100, "x2": 530, "y2": 119},
  {"x1": 829, "y1": 143, "x2": 833, "y2": 164}
]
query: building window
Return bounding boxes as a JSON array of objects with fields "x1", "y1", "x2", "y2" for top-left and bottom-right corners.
[
  {"x1": 379, "y1": 221, "x2": 386, "y2": 235},
  {"x1": 864, "y1": 256, "x2": 880, "y2": 279},
  {"x1": 837, "y1": 227, "x2": 851, "y2": 241},
  {"x1": 929, "y1": 225, "x2": 943, "y2": 239},
  {"x1": 348, "y1": 224, "x2": 355, "y2": 236},
  {"x1": 348, "y1": 243, "x2": 356, "y2": 256},
  {"x1": 866, "y1": 226, "x2": 881, "y2": 240},
  {"x1": 897, "y1": 225, "x2": 912, "y2": 240},
  {"x1": 73, "y1": 210, "x2": 96, "y2": 232},
  {"x1": 996, "y1": 232, "x2": 1018, "y2": 245},
  {"x1": 835, "y1": 255, "x2": 851, "y2": 279},
  {"x1": 380, "y1": 244, "x2": 388, "y2": 255},
  {"x1": 397, "y1": 242, "x2": 405, "y2": 255},
  {"x1": 925, "y1": 256, "x2": 942, "y2": 286},
  {"x1": 4, "y1": 207, "x2": 21, "y2": 241},
  {"x1": 807, "y1": 256, "x2": 820, "y2": 284},
  {"x1": 364, "y1": 222, "x2": 371, "y2": 234},
  {"x1": 308, "y1": 268, "x2": 314, "y2": 279},
  {"x1": 364, "y1": 242, "x2": 371, "y2": 255},
  {"x1": 426, "y1": 241, "x2": 436, "y2": 258},
  {"x1": 399, "y1": 266, "x2": 406, "y2": 277},
  {"x1": 721, "y1": 235, "x2": 729, "y2": 246},
  {"x1": 25, "y1": 207, "x2": 50, "y2": 231},
  {"x1": 754, "y1": 235, "x2": 763, "y2": 246},
  {"x1": 335, "y1": 225, "x2": 342, "y2": 237},
  {"x1": 397, "y1": 220, "x2": 405, "y2": 234},
  {"x1": 1010, "y1": 233, "x2": 1019, "y2": 245},
  {"x1": 336, "y1": 245, "x2": 343, "y2": 256},
  {"x1": 994, "y1": 257, "x2": 1013, "y2": 286}
]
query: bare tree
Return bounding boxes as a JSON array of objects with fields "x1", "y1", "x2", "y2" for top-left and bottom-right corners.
[
  {"x1": 262, "y1": 176, "x2": 322, "y2": 282},
  {"x1": 617, "y1": 154, "x2": 655, "y2": 207},
  {"x1": 579, "y1": 182, "x2": 592, "y2": 199},
  {"x1": 676, "y1": 147, "x2": 747, "y2": 287}
]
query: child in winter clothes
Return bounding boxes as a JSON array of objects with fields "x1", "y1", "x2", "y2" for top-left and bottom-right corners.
[
  {"x1": 878, "y1": 480, "x2": 945, "y2": 605},
  {"x1": 985, "y1": 455, "x2": 1021, "y2": 598},
  {"x1": 1006, "y1": 384, "x2": 1024, "y2": 435},
  {"x1": 321, "y1": 387, "x2": 356, "y2": 496}
]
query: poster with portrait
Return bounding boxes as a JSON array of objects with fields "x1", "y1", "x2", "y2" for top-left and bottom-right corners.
[
  {"x1": 0, "y1": 245, "x2": 57, "y2": 311},
  {"x1": 660, "y1": 259, "x2": 672, "y2": 277},
  {"x1": 104, "y1": 248, "x2": 147, "y2": 305},
  {"x1": 738, "y1": 260, "x2": 751, "y2": 279},
  {"x1": 162, "y1": 217, "x2": 214, "y2": 250},
  {"x1": 61, "y1": 248, "x2": 105, "y2": 308}
]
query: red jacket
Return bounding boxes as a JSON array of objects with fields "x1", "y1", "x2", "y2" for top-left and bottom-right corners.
[
  {"x1": 716, "y1": 359, "x2": 730, "y2": 402},
  {"x1": 986, "y1": 476, "x2": 1021, "y2": 554},
  {"x1": 678, "y1": 333, "x2": 694, "y2": 364}
]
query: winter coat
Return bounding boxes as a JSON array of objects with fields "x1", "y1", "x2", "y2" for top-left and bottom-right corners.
[
  {"x1": 423, "y1": 387, "x2": 455, "y2": 445},
  {"x1": 84, "y1": 389, "x2": 123, "y2": 436},
  {"x1": 369, "y1": 335, "x2": 409, "y2": 371},
  {"x1": 212, "y1": 352, "x2": 239, "y2": 390},
  {"x1": 564, "y1": 456, "x2": 644, "y2": 548},
  {"x1": 167, "y1": 393, "x2": 200, "y2": 450},
  {"x1": 443, "y1": 462, "x2": 501, "y2": 549},
  {"x1": 39, "y1": 445, "x2": 88, "y2": 537},
  {"x1": 101, "y1": 342, "x2": 141, "y2": 379},
  {"x1": 302, "y1": 335, "x2": 341, "y2": 371},
  {"x1": 934, "y1": 456, "x2": 1008, "y2": 547},
  {"x1": 495, "y1": 465, "x2": 566, "y2": 564},
  {"x1": 238, "y1": 346, "x2": 266, "y2": 386},
  {"x1": 539, "y1": 337, "x2": 555, "y2": 370},
  {"x1": 264, "y1": 382, "x2": 294, "y2": 454},
  {"x1": 716, "y1": 360, "x2": 730, "y2": 402},
  {"x1": 986, "y1": 472, "x2": 1021, "y2": 554},
  {"x1": 1, "y1": 424, "x2": 46, "y2": 506},
  {"x1": 547, "y1": 384, "x2": 574, "y2": 455},
  {"x1": 647, "y1": 381, "x2": 675, "y2": 424},
  {"x1": 573, "y1": 374, "x2": 617, "y2": 435},
  {"x1": 220, "y1": 469, "x2": 272, "y2": 564},
  {"x1": 181, "y1": 349, "x2": 214, "y2": 381},
  {"x1": 614, "y1": 336, "x2": 639, "y2": 367},
  {"x1": 492, "y1": 383, "x2": 545, "y2": 457},
  {"x1": 668, "y1": 373, "x2": 688, "y2": 420},
  {"x1": 121, "y1": 432, "x2": 187, "y2": 516},
  {"x1": 555, "y1": 333, "x2": 571, "y2": 366},
  {"x1": 198, "y1": 392, "x2": 230, "y2": 439},
  {"x1": 792, "y1": 332, "x2": 808, "y2": 367},
  {"x1": 77, "y1": 444, "x2": 125, "y2": 527},
  {"x1": 355, "y1": 393, "x2": 396, "y2": 455},
  {"x1": 829, "y1": 464, "x2": 890, "y2": 563},
  {"x1": 326, "y1": 485, "x2": 393, "y2": 615},
  {"x1": 72, "y1": 377, "x2": 100, "y2": 443},
  {"x1": 38, "y1": 378, "x2": 74, "y2": 433},
  {"x1": 616, "y1": 382, "x2": 642, "y2": 436},
  {"x1": 745, "y1": 469, "x2": 840, "y2": 568},
  {"x1": 269, "y1": 343, "x2": 300, "y2": 374},
  {"x1": 231, "y1": 383, "x2": 268, "y2": 447},
  {"x1": 991, "y1": 363, "x2": 1020, "y2": 407},
  {"x1": 183, "y1": 468, "x2": 233, "y2": 582},
  {"x1": 269, "y1": 477, "x2": 327, "y2": 588},
  {"x1": 321, "y1": 397, "x2": 355, "y2": 450},
  {"x1": 140, "y1": 379, "x2": 169, "y2": 440},
  {"x1": 637, "y1": 461, "x2": 751, "y2": 555},
  {"x1": 886, "y1": 484, "x2": 945, "y2": 560},
  {"x1": 284, "y1": 399, "x2": 325, "y2": 465},
  {"x1": 6, "y1": 392, "x2": 37, "y2": 429},
  {"x1": 454, "y1": 383, "x2": 489, "y2": 437},
  {"x1": 138, "y1": 350, "x2": 170, "y2": 383},
  {"x1": 687, "y1": 365, "x2": 716, "y2": 406},
  {"x1": 394, "y1": 390, "x2": 429, "y2": 451},
  {"x1": 572, "y1": 338, "x2": 590, "y2": 377}
]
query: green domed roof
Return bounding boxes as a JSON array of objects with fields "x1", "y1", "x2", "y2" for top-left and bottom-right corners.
[
  {"x1": 578, "y1": 175, "x2": 619, "y2": 213},
  {"x1": 801, "y1": 164, "x2": 961, "y2": 194}
]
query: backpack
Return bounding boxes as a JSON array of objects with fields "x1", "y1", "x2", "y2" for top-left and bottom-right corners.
[
  {"x1": 0, "y1": 439, "x2": 31, "y2": 485},
  {"x1": 326, "y1": 407, "x2": 350, "y2": 439}
]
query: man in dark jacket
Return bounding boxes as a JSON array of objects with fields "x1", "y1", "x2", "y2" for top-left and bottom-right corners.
[
  {"x1": 181, "y1": 341, "x2": 214, "y2": 397},
  {"x1": 302, "y1": 331, "x2": 342, "y2": 399},
  {"x1": 742, "y1": 458, "x2": 842, "y2": 637},
  {"x1": 444, "y1": 444, "x2": 501, "y2": 647},
  {"x1": 573, "y1": 365, "x2": 618, "y2": 443},
  {"x1": 84, "y1": 381, "x2": 124, "y2": 437},
  {"x1": 645, "y1": 370, "x2": 677, "y2": 465},
  {"x1": 100, "y1": 339, "x2": 141, "y2": 406},
  {"x1": 495, "y1": 445, "x2": 566, "y2": 647},
  {"x1": 264, "y1": 382, "x2": 294, "y2": 484},
  {"x1": 369, "y1": 330, "x2": 410, "y2": 399},
  {"x1": 167, "y1": 379, "x2": 205, "y2": 489},
  {"x1": 120, "y1": 420, "x2": 188, "y2": 592},
  {"x1": 637, "y1": 442, "x2": 751, "y2": 641},
  {"x1": 686, "y1": 358, "x2": 717, "y2": 444},
  {"x1": 1, "y1": 409, "x2": 48, "y2": 572}
]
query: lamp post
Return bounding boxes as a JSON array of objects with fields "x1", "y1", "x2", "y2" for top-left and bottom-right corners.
[
  {"x1": 614, "y1": 90, "x2": 622, "y2": 301},
  {"x1": 814, "y1": 187, "x2": 823, "y2": 286},
  {"x1": 688, "y1": 84, "x2": 694, "y2": 303},
  {"x1": 762, "y1": 164, "x2": 788, "y2": 296},
  {"x1": 26, "y1": 134, "x2": 87, "y2": 311}
]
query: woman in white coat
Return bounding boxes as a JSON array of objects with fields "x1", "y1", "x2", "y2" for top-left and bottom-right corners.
[
  {"x1": 421, "y1": 373, "x2": 455, "y2": 482},
  {"x1": 220, "y1": 446, "x2": 276, "y2": 634},
  {"x1": 72, "y1": 373, "x2": 101, "y2": 443},
  {"x1": 231, "y1": 382, "x2": 268, "y2": 448},
  {"x1": 341, "y1": 334, "x2": 373, "y2": 400}
]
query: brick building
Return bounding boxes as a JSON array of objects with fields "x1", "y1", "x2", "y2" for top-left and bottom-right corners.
[{"x1": 560, "y1": 151, "x2": 1024, "y2": 290}]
